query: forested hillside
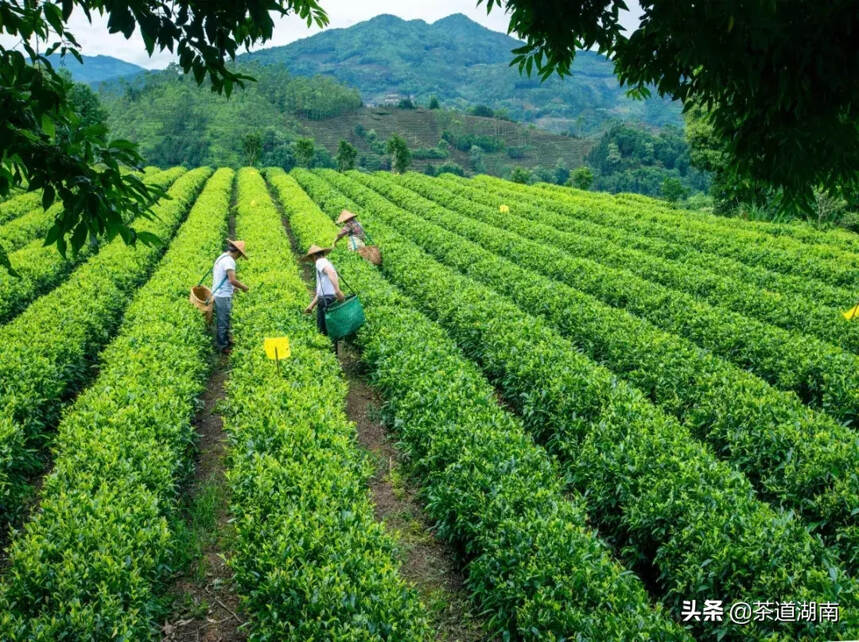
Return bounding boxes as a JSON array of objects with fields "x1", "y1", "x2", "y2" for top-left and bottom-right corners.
[
  {"x1": 98, "y1": 63, "x2": 594, "y2": 178},
  {"x1": 100, "y1": 64, "x2": 362, "y2": 167},
  {"x1": 242, "y1": 13, "x2": 681, "y2": 135}
]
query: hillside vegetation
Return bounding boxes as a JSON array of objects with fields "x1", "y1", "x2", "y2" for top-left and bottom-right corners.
[
  {"x1": 242, "y1": 13, "x2": 681, "y2": 135},
  {"x1": 99, "y1": 63, "x2": 592, "y2": 177}
]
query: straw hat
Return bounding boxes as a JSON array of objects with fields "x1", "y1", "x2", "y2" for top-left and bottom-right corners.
[
  {"x1": 301, "y1": 243, "x2": 332, "y2": 262},
  {"x1": 337, "y1": 209, "x2": 358, "y2": 224},
  {"x1": 227, "y1": 239, "x2": 248, "y2": 259}
]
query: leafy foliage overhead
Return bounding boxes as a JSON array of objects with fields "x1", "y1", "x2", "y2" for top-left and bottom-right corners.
[{"x1": 484, "y1": 0, "x2": 859, "y2": 208}]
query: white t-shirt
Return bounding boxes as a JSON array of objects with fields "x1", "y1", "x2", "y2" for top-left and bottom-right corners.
[
  {"x1": 315, "y1": 257, "x2": 337, "y2": 297},
  {"x1": 213, "y1": 252, "x2": 236, "y2": 298}
]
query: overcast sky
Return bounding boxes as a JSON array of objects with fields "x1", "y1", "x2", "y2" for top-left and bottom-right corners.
[{"x1": 12, "y1": 1, "x2": 642, "y2": 69}]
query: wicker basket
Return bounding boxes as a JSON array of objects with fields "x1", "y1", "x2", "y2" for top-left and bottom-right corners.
[
  {"x1": 358, "y1": 245, "x2": 382, "y2": 266},
  {"x1": 189, "y1": 285, "x2": 214, "y2": 323}
]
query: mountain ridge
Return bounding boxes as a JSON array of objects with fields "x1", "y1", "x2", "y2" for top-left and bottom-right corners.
[
  {"x1": 241, "y1": 13, "x2": 680, "y2": 134},
  {"x1": 47, "y1": 53, "x2": 145, "y2": 85}
]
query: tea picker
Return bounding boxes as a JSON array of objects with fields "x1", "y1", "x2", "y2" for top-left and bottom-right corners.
[
  {"x1": 189, "y1": 240, "x2": 248, "y2": 354},
  {"x1": 335, "y1": 209, "x2": 382, "y2": 266},
  {"x1": 301, "y1": 244, "x2": 365, "y2": 351}
]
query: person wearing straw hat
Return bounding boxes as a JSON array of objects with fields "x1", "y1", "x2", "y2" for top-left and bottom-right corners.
[
  {"x1": 212, "y1": 240, "x2": 249, "y2": 355},
  {"x1": 334, "y1": 209, "x2": 367, "y2": 251},
  {"x1": 302, "y1": 243, "x2": 345, "y2": 336}
]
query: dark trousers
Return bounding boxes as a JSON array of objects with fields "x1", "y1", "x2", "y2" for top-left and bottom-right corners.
[
  {"x1": 214, "y1": 296, "x2": 232, "y2": 350},
  {"x1": 316, "y1": 295, "x2": 337, "y2": 336}
]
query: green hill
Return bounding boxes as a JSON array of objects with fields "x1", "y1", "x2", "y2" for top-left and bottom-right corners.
[
  {"x1": 242, "y1": 13, "x2": 681, "y2": 135},
  {"x1": 47, "y1": 53, "x2": 144, "y2": 85},
  {"x1": 97, "y1": 63, "x2": 591, "y2": 176}
]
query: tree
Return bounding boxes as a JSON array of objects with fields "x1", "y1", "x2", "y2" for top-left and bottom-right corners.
[
  {"x1": 64, "y1": 74, "x2": 108, "y2": 130},
  {"x1": 242, "y1": 132, "x2": 262, "y2": 166},
  {"x1": 428, "y1": 96, "x2": 440, "y2": 110},
  {"x1": 386, "y1": 134, "x2": 412, "y2": 174},
  {"x1": 661, "y1": 177, "x2": 687, "y2": 205},
  {"x1": 569, "y1": 166, "x2": 594, "y2": 190},
  {"x1": 553, "y1": 159, "x2": 570, "y2": 185},
  {"x1": 469, "y1": 105, "x2": 494, "y2": 118},
  {"x1": 397, "y1": 97, "x2": 416, "y2": 109},
  {"x1": 436, "y1": 162, "x2": 465, "y2": 177},
  {"x1": 483, "y1": 0, "x2": 859, "y2": 211},
  {"x1": 294, "y1": 138, "x2": 316, "y2": 168},
  {"x1": 0, "y1": 0, "x2": 327, "y2": 268},
  {"x1": 336, "y1": 140, "x2": 357, "y2": 172},
  {"x1": 511, "y1": 167, "x2": 531, "y2": 184},
  {"x1": 469, "y1": 145, "x2": 486, "y2": 174},
  {"x1": 684, "y1": 103, "x2": 772, "y2": 212},
  {"x1": 259, "y1": 128, "x2": 295, "y2": 169}
]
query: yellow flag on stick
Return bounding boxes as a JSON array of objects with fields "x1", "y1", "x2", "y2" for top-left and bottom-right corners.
[{"x1": 264, "y1": 337, "x2": 291, "y2": 360}]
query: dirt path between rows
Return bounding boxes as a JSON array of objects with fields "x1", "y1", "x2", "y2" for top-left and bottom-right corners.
[
  {"x1": 162, "y1": 361, "x2": 244, "y2": 642},
  {"x1": 266, "y1": 175, "x2": 489, "y2": 640},
  {"x1": 338, "y1": 345, "x2": 489, "y2": 641}
]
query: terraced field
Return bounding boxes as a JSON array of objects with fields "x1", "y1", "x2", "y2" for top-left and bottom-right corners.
[{"x1": 0, "y1": 168, "x2": 856, "y2": 641}]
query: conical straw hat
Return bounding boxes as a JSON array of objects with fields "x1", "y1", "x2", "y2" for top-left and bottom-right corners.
[
  {"x1": 301, "y1": 243, "x2": 333, "y2": 262},
  {"x1": 227, "y1": 239, "x2": 248, "y2": 259},
  {"x1": 337, "y1": 209, "x2": 358, "y2": 224}
]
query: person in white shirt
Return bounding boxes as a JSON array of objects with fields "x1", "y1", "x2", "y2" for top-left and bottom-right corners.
[
  {"x1": 301, "y1": 244, "x2": 345, "y2": 336},
  {"x1": 212, "y1": 240, "x2": 249, "y2": 354}
]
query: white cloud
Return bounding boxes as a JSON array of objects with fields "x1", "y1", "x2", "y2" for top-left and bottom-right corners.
[{"x1": 3, "y1": 1, "x2": 642, "y2": 69}]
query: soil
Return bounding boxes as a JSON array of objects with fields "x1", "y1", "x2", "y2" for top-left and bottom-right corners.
[
  {"x1": 161, "y1": 359, "x2": 245, "y2": 642},
  {"x1": 338, "y1": 346, "x2": 491, "y2": 641}
]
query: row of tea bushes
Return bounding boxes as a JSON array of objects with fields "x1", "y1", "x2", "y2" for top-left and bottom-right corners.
[
  {"x1": 0, "y1": 167, "x2": 209, "y2": 529},
  {"x1": 315, "y1": 168, "x2": 856, "y2": 641},
  {"x1": 0, "y1": 168, "x2": 185, "y2": 253},
  {"x1": 281, "y1": 167, "x2": 687, "y2": 640},
  {"x1": 0, "y1": 191, "x2": 43, "y2": 225},
  {"x1": 0, "y1": 167, "x2": 187, "y2": 325},
  {"x1": 223, "y1": 168, "x2": 430, "y2": 639},
  {"x1": 394, "y1": 174, "x2": 859, "y2": 425},
  {"x1": 557, "y1": 184, "x2": 859, "y2": 256},
  {"x1": 405, "y1": 174, "x2": 859, "y2": 354},
  {"x1": 0, "y1": 169, "x2": 233, "y2": 639},
  {"x1": 0, "y1": 203, "x2": 61, "y2": 251},
  {"x1": 444, "y1": 175, "x2": 855, "y2": 311},
  {"x1": 354, "y1": 171, "x2": 859, "y2": 571},
  {"x1": 478, "y1": 176, "x2": 859, "y2": 288}
]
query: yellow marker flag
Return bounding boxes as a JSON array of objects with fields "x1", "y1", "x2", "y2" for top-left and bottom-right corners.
[
  {"x1": 264, "y1": 337, "x2": 291, "y2": 359},
  {"x1": 843, "y1": 305, "x2": 859, "y2": 321}
]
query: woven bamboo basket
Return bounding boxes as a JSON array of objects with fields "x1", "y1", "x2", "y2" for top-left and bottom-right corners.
[
  {"x1": 189, "y1": 285, "x2": 214, "y2": 323},
  {"x1": 358, "y1": 245, "x2": 382, "y2": 266}
]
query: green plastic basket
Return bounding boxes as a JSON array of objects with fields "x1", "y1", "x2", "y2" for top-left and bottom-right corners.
[{"x1": 325, "y1": 294, "x2": 366, "y2": 340}]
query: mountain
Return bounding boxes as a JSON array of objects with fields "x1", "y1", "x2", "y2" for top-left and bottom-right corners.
[
  {"x1": 47, "y1": 54, "x2": 144, "y2": 85},
  {"x1": 243, "y1": 13, "x2": 682, "y2": 134}
]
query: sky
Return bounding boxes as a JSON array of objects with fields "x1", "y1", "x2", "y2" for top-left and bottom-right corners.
[{"x1": 21, "y1": 1, "x2": 643, "y2": 69}]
